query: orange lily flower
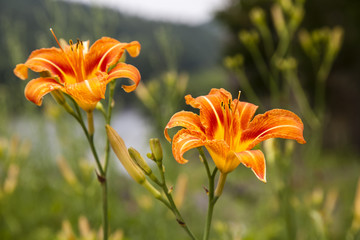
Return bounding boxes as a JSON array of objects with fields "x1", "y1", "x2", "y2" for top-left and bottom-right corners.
[
  {"x1": 14, "y1": 30, "x2": 141, "y2": 111},
  {"x1": 165, "y1": 88, "x2": 306, "y2": 182}
]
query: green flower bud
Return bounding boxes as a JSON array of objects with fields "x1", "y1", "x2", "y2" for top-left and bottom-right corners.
[
  {"x1": 271, "y1": 4, "x2": 286, "y2": 35},
  {"x1": 128, "y1": 147, "x2": 152, "y2": 175},
  {"x1": 106, "y1": 125, "x2": 145, "y2": 184},
  {"x1": 329, "y1": 26, "x2": 344, "y2": 57},
  {"x1": 276, "y1": 57, "x2": 297, "y2": 71},
  {"x1": 149, "y1": 138, "x2": 163, "y2": 163},
  {"x1": 51, "y1": 90, "x2": 66, "y2": 105},
  {"x1": 239, "y1": 30, "x2": 259, "y2": 49},
  {"x1": 224, "y1": 54, "x2": 244, "y2": 70},
  {"x1": 250, "y1": 7, "x2": 266, "y2": 26}
]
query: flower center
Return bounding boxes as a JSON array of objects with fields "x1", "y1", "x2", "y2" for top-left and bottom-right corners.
[
  {"x1": 220, "y1": 91, "x2": 241, "y2": 149},
  {"x1": 50, "y1": 28, "x2": 86, "y2": 83}
]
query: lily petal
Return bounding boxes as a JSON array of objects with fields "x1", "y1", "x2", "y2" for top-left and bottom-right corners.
[
  {"x1": 234, "y1": 101, "x2": 258, "y2": 131},
  {"x1": 85, "y1": 37, "x2": 141, "y2": 75},
  {"x1": 164, "y1": 111, "x2": 205, "y2": 142},
  {"x1": 107, "y1": 63, "x2": 141, "y2": 93},
  {"x1": 19, "y1": 48, "x2": 76, "y2": 83},
  {"x1": 14, "y1": 64, "x2": 29, "y2": 80},
  {"x1": 185, "y1": 88, "x2": 232, "y2": 139},
  {"x1": 205, "y1": 140, "x2": 231, "y2": 173},
  {"x1": 171, "y1": 129, "x2": 206, "y2": 164},
  {"x1": 231, "y1": 150, "x2": 266, "y2": 182},
  {"x1": 64, "y1": 73, "x2": 107, "y2": 111},
  {"x1": 242, "y1": 109, "x2": 306, "y2": 149},
  {"x1": 230, "y1": 101, "x2": 258, "y2": 149},
  {"x1": 25, "y1": 78, "x2": 64, "y2": 106}
]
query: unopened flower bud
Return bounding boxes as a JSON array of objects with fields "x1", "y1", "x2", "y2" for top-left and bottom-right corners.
[
  {"x1": 279, "y1": 0, "x2": 293, "y2": 13},
  {"x1": 289, "y1": 7, "x2": 304, "y2": 33},
  {"x1": 3, "y1": 164, "x2": 19, "y2": 194},
  {"x1": 352, "y1": 177, "x2": 360, "y2": 231},
  {"x1": 177, "y1": 73, "x2": 189, "y2": 96},
  {"x1": 95, "y1": 102, "x2": 105, "y2": 113},
  {"x1": 250, "y1": 7, "x2": 266, "y2": 26},
  {"x1": 263, "y1": 138, "x2": 277, "y2": 165},
  {"x1": 149, "y1": 138, "x2": 163, "y2": 163},
  {"x1": 106, "y1": 125, "x2": 145, "y2": 184},
  {"x1": 142, "y1": 180, "x2": 162, "y2": 200},
  {"x1": 135, "y1": 83, "x2": 157, "y2": 110},
  {"x1": 329, "y1": 26, "x2": 344, "y2": 57},
  {"x1": 128, "y1": 147, "x2": 152, "y2": 175},
  {"x1": 57, "y1": 156, "x2": 78, "y2": 186},
  {"x1": 224, "y1": 54, "x2": 244, "y2": 70},
  {"x1": 51, "y1": 90, "x2": 66, "y2": 105},
  {"x1": 239, "y1": 30, "x2": 259, "y2": 48},
  {"x1": 299, "y1": 29, "x2": 316, "y2": 57},
  {"x1": 271, "y1": 4, "x2": 286, "y2": 35},
  {"x1": 285, "y1": 139, "x2": 295, "y2": 156},
  {"x1": 276, "y1": 57, "x2": 297, "y2": 71},
  {"x1": 146, "y1": 152, "x2": 155, "y2": 161},
  {"x1": 174, "y1": 173, "x2": 188, "y2": 208},
  {"x1": 50, "y1": 89, "x2": 75, "y2": 115}
]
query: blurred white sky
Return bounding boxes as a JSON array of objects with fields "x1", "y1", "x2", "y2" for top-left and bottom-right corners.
[{"x1": 60, "y1": 0, "x2": 228, "y2": 25}]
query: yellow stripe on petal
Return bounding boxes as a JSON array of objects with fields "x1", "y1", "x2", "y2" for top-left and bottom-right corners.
[
  {"x1": 164, "y1": 111, "x2": 204, "y2": 142},
  {"x1": 64, "y1": 77, "x2": 106, "y2": 112},
  {"x1": 86, "y1": 37, "x2": 141, "y2": 74},
  {"x1": 202, "y1": 96, "x2": 222, "y2": 129},
  {"x1": 21, "y1": 48, "x2": 75, "y2": 83},
  {"x1": 185, "y1": 89, "x2": 231, "y2": 140},
  {"x1": 242, "y1": 109, "x2": 306, "y2": 149},
  {"x1": 107, "y1": 63, "x2": 141, "y2": 93},
  {"x1": 236, "y1": 101, "x2": 258, "y2": 130},
  {"x1": 232, "y1": 150, "x2": 266, "y2": 182},
  {"x1": 205, "y1": 140, "x2": 230, "y2": 172},
  {"x1": 171, "y1": 129, "x2": 206, "y2": 164},
  {"x1": 25, "y1": 78, "x2": 64, "y2": 106}
]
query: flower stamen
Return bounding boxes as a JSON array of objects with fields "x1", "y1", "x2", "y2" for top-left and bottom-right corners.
[
  {"x1": 50, "y1": 28, "x2": 78, "y2": 80},
  {"x1": 50, "y1": 28, "x2": 64, "y2": 51}
]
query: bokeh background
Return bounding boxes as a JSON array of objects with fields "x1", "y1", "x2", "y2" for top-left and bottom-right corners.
[{"x1": 0, "y1": 0, "x2": 359, "y2": 239}]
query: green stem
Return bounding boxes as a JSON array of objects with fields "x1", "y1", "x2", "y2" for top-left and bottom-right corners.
[
  {"x1": 156, "y1": 161, "x2": 198, "y2": 240},
  {"x1": 203, "y1": 196, "x2": 219, "y2": 240},
  {"x1": 203, "y1": 171, "x2": 220, "y2": 240},
  {"x1": 87, "y1": 111, "x2": 94, "y2": 137},
  {"x1": 100, "y1": 80, "x2": 116, "y2": 240},
  {"x1": 69, "y1": 99, "x2": 105, "y2": 176},
  {"x1": 104, "y1": 80, "x2": 116, "y2": 173},
  {"x1": 214, "y1": 173, "x2": 227, "y2": 198},
  {"x1": 198, "y1": 147, "x2": 220, "y2": 240},
  {"x1": 257, "y1": 25, "x2": 274, "y2": 59},
  {"x1": 315, "y1": 52, "x2": 334, "y2": 119},
  {"x1": 198, "y1": 147, "x2": 211, "y2": 178},
  {"x1": 102, "y1": 180, "x2": 108, "y2": 240},
  {"x1": 284, "y1": 69, "x2": 320, "y2": 130},
  {"x1": 247, "y1": 44, "x2": 280, "y2": 106},
  {"x1": 66, "y1": 97, "x2": 108, "y2": 239}
]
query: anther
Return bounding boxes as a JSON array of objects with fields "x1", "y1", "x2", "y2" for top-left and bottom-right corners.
[
  {"x1": 233, "y1": 90, "x2": 241, "y2": 113},
  {"x1": 221, "y1": 101, "x2": 226, "y2": 111},
  {"x1": 69, "y1": 40, "x2": 74, "y2": 51}
]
